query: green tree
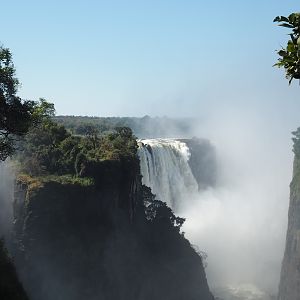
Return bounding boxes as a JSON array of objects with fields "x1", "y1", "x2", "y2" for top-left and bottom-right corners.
[
  {"x1": 31, "y1": 98, "x2": 55, "y2": 122},
  {"x1": 20, "y1": 109, "x2": 70, "y2": 175},
  {"x1": 274, "y1": 13, "x2": 300, "y2": 84},
  {"x1": 0, "y1": 46, "x2": 35, "y2": 160},
  {"x1": 143, "y1": 186, "x2": 185, "y2": 232},
  {"x1": 84, "y1": 125, "x2": 100, "y2": 150}
]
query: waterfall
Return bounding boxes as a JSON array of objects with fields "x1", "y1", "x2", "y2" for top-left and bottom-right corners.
[{"x1": 137, "y1": 138, "x2": 198, "y2": 210}]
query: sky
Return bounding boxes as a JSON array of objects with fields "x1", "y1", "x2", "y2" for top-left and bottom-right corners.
[{"x1": 0, "y1": 0, "x2": 299, "y2": 120}]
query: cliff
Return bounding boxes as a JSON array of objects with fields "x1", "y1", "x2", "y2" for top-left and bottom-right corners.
[
  {"x1": 12, "y1": 159, "x2": 214, "y2": 300},
  {"x1": 0, "y1": 239, "x2": 29, "y2": 300},
  {"x1": 278, "y1": 156, "x2": 300, "y2": 300},
  {"x1": 181, "y1": 138, "x2": 217, "y2": 189}
]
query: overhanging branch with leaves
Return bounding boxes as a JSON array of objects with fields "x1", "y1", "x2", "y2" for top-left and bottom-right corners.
[{"x1": 274, "y1": 13, "x2": 300, "y2": 84}]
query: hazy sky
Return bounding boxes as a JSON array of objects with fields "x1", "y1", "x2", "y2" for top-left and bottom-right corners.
[{"x1": 0, "y1": 0, "x2": 299, "y2": 121}]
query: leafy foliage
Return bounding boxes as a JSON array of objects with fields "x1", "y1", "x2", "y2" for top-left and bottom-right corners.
[
  {"x1": 142, "y1": 185, "x2": 185, "y2": 231},
  {"x1": 274, "y1": 13, "x2": 300, "y2": 84},
  {"x1": 18, "y1": 101, "x2": 138, "y2": 179},
  {"x1": 146, "y1": 199, "x2": 185, "y2": 231},
  {"x1": 0, "y1": 46, "x2": 36, "y2": 160}
]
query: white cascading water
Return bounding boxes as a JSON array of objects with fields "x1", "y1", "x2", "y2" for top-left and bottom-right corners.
[{"x1": 137, "y1": 138, "x2": 198, "y2": 210}]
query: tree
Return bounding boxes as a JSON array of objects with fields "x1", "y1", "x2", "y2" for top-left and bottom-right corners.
[
  {"x1": 143, "y1": 185, "x2": 185, "y2": 232},
  {"x1": 0, "y1": 46, "x2": 35, "y2": 160},
  {"x1": 274, "y1": 13, "x2": 300, "y2": 84},
  {"x1": 84, "y1": 125, "x2": 100, "y2": 150},
  {"x1": 19, "y1": 106, "x2": 70, "y2": 175}
]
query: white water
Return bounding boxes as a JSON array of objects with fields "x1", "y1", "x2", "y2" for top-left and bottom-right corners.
[{"x1": 137, "y1": 138, "x2": 198, "y2": 210}]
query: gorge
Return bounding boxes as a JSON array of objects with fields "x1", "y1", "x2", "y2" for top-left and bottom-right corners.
[
  {"x1": 278, "y1": 128, "x2": 300, "y2": 300},
  {"x1": 1, "y1": 123, "x2": 215, "y2": 300},
  {"x1": 0, "y1": 114, "x2": 295, "y2": 300},
  {"x1": 137, "y1": 128, "x2": 290, "y2": 299}
]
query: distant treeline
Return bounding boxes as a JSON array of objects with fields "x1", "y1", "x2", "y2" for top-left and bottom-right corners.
[{"x1": 54, "y1": 115, "x2": 196, "y2": 138}]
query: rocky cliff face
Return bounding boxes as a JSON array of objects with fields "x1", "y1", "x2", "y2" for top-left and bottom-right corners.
[
  {"x1": 182, "y1": 138, "x2": 217, "y2": 190},
  {"x1": 278, "y1": 157, "x2": 300, "y2": 300},
  {"x1": 12, "y1": 159, "x2": 214, "y2": 300},
  {"x1": 0, "y1": 239, "x2": 29, "y2": 300}
]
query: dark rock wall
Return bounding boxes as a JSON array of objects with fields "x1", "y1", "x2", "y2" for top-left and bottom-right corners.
[
  {"x1": 181, "y1": 138, "x2": 217, "y2": 190},
  {"x1": 12, "y1": 160, "x2": 214, "y2": 300},
  {"x1": 0, "y1": 239, "x2": 29, "y2": 300},
  {"x1": 278, "y1": 157, "x2": 300, "y2": 300}
]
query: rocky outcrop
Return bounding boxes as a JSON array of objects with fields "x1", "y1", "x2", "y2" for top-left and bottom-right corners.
[
  {"x1": 0, "y1": 239, "x2": 29, "y2": 300},
  {"x1": 278, "y1": 157, "x2": 300, "y2": 300},
  {"x1": 12, "y1": 159, "x2": 214, "y2": 300},
  {"x1": 181, "y1": 138, "x2": 217, "y2": 189}
]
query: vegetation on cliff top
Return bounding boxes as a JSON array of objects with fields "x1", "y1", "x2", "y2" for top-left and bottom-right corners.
[{"x1": 17, "y1": 101, "x2": 138, "y2": 182}]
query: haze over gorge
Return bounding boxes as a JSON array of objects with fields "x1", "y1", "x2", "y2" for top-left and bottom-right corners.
[
  {"x1": 135, "y1": 116, "x2": 289, "y2": 299},
  {"x1": 0, "y1": 112, "x2": 295, "y2": 300}
]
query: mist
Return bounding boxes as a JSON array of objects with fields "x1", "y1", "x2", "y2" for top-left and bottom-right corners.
[
  {"x1": 0, "y1": 161, "x2": 15, "y2": 241},
  {"x1": 177, "y1": 108, "x2": 293, "y2": 295}
]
